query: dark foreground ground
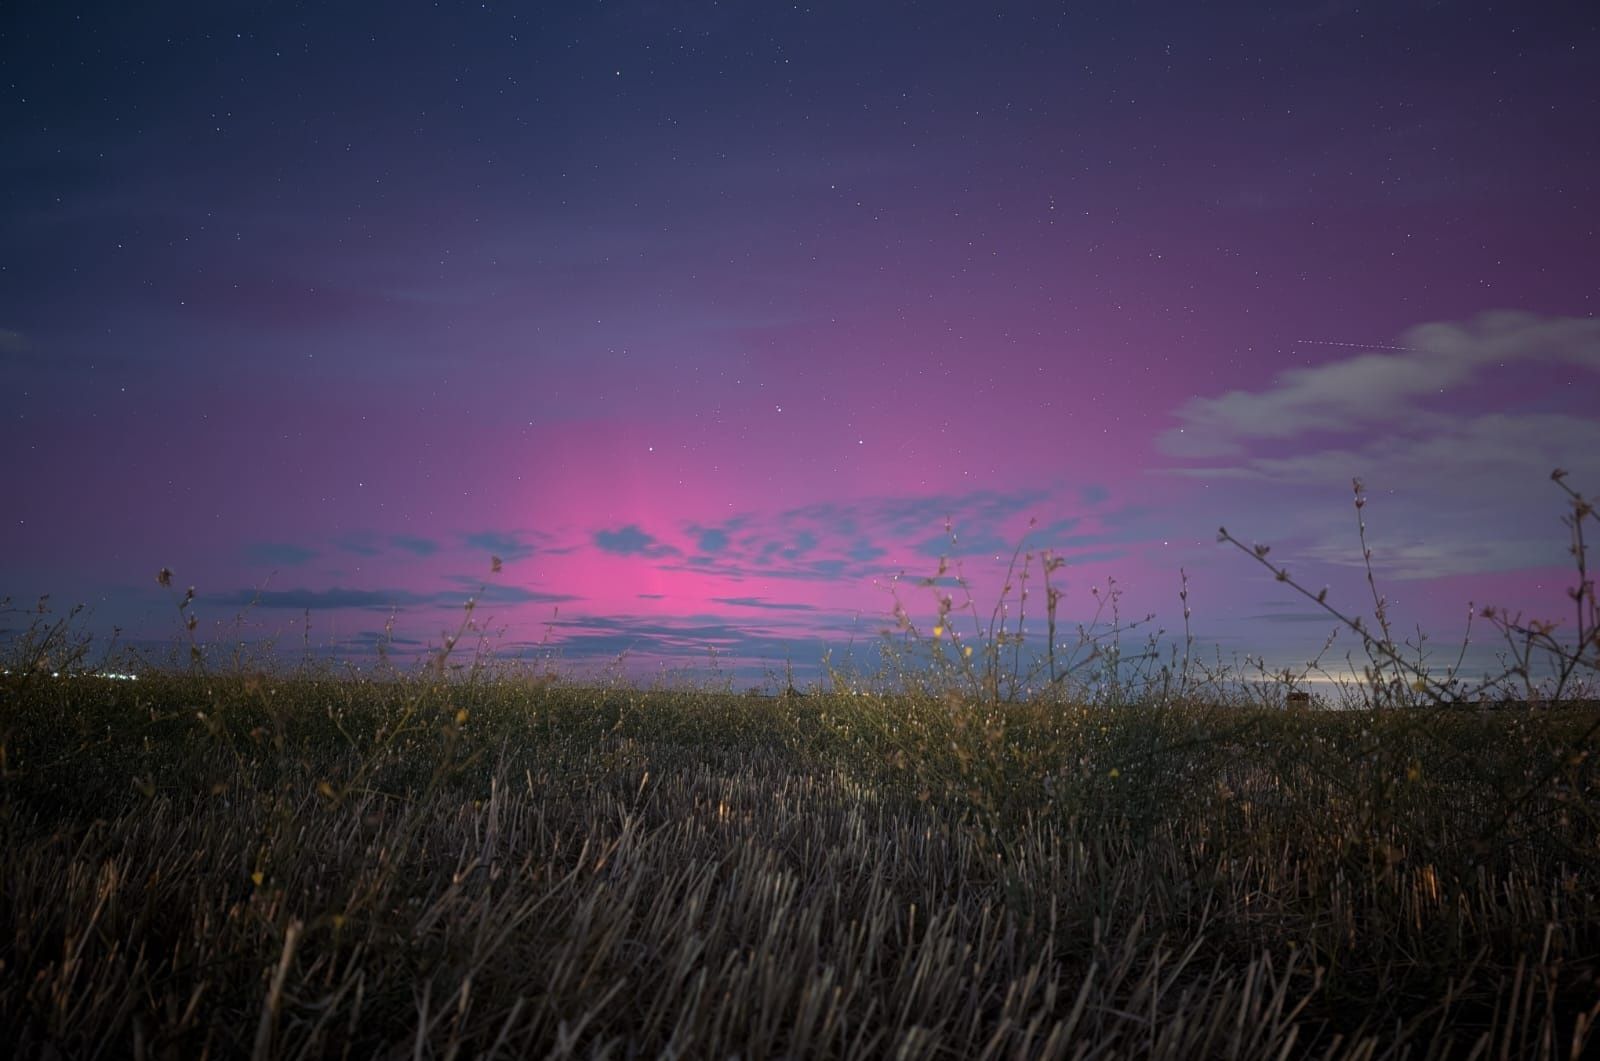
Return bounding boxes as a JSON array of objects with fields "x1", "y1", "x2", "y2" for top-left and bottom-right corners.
[{"x1": 2, "y1": 672, "x2": 1597, "y2": 1059}]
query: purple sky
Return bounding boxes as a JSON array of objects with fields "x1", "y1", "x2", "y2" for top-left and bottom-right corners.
[{"x1": 4, "y1": 1, "x2": 1597, "y2": 686}]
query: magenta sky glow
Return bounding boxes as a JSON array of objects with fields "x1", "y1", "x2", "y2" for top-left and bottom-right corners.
[{"x1": 3, "y1": 2, "x2": 1597, "y2": 687}]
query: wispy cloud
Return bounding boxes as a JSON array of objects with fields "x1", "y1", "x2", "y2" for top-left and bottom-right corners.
[
  {"x1": 243, "y1": 542, "x2": 317, "y2": 567},
  {"x1": 334, "y1": 533, "x2": 383, "y2": 557},
  {"x1": 594, "y1": 525, "x2": 681, "y2": 558},
  {"x1": 438, "y1": 579, "x2": 581, "y2": 606},
  {"x1": 709, "y1": 596, "x2": 819, "y2": 612},
  {"x1": 1157, "y1": 311, "x2": 1600, "y2": 579},
  {"x1": 526, "y1": 613, "x2": 847, "y2": 670},
  {"x1": 782, "y1": 489, "x2": 1049, "y2": 541},
  {"x1": 208, "y1": 584, "x2": 577, "y2": 611},
  {"x1": 847, "y1": 541, "x2": 888, "y2": 562},
  {"x1": 664, "y1": 488, "x2": 1061, "y2": 585},
  {"x1": 391, "y1": 535, "x2": 440, "y2": 557},
  {"x1": 914, "y1": 529, "x2": 1011, "y2": 558},
  {"x1": 1081, "y1": 484, "x2": 1110, "y2": 505},
  {"x1": 689, "y1": 526, "x2": 732, "y2": 554},
  {"x1": 1160, "y1": 312, "x2": 1599, "y2": 459},
  {"x1": 464, "y1": 531, "x2": 536, "y2": 561},
  {"x1": 1236, "y1": 611, "x2": 1343, "y2": 624},
  {"x1": 210, "y1": 588, "x2": 418, "y2": 611}
]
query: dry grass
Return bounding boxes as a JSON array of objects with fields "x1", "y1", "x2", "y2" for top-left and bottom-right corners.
[{"x1": 1, "y1": 672, "x2": 1596, "y2": 1060}]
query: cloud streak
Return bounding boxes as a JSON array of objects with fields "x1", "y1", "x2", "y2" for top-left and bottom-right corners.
[
  {"x1": 1161, "y1": 312, "x2": 1600, "y2": 459},
  {"x1": 594, "y1": 525, "x2": 681, "y2": 558},
  {"x1": 1157, "y1": 311, "x2": 1600, "y2": 579},
  {"x1": 464, "y1": 531, "x2": 537, "y2": 562},
  {"x1": 244, "y1": 542, "x2": 317, "y2": 567},
  {"x1": 709, "y1": 596, "x2": 819, "y2": 612},
  {"x1": 207, "y1": 584, "x2": 578, "y2": 611}
]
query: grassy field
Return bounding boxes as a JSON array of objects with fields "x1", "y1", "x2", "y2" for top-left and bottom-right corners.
[{"x1": 1, "y1": 668, "x2": 1596, "y2": 1060}]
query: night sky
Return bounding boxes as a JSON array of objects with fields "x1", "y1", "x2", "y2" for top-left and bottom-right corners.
[{"x1": 4, "y1": 1, "x2": 1597, "y2": 685}]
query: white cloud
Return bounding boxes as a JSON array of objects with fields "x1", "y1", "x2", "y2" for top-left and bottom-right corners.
[
  {"x1": 1160, "y1": 311, "x2": 1600, "y2": 458},
  {"x1": 1159, "y1": 312, "x2": 1600, "y2": 579}
]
